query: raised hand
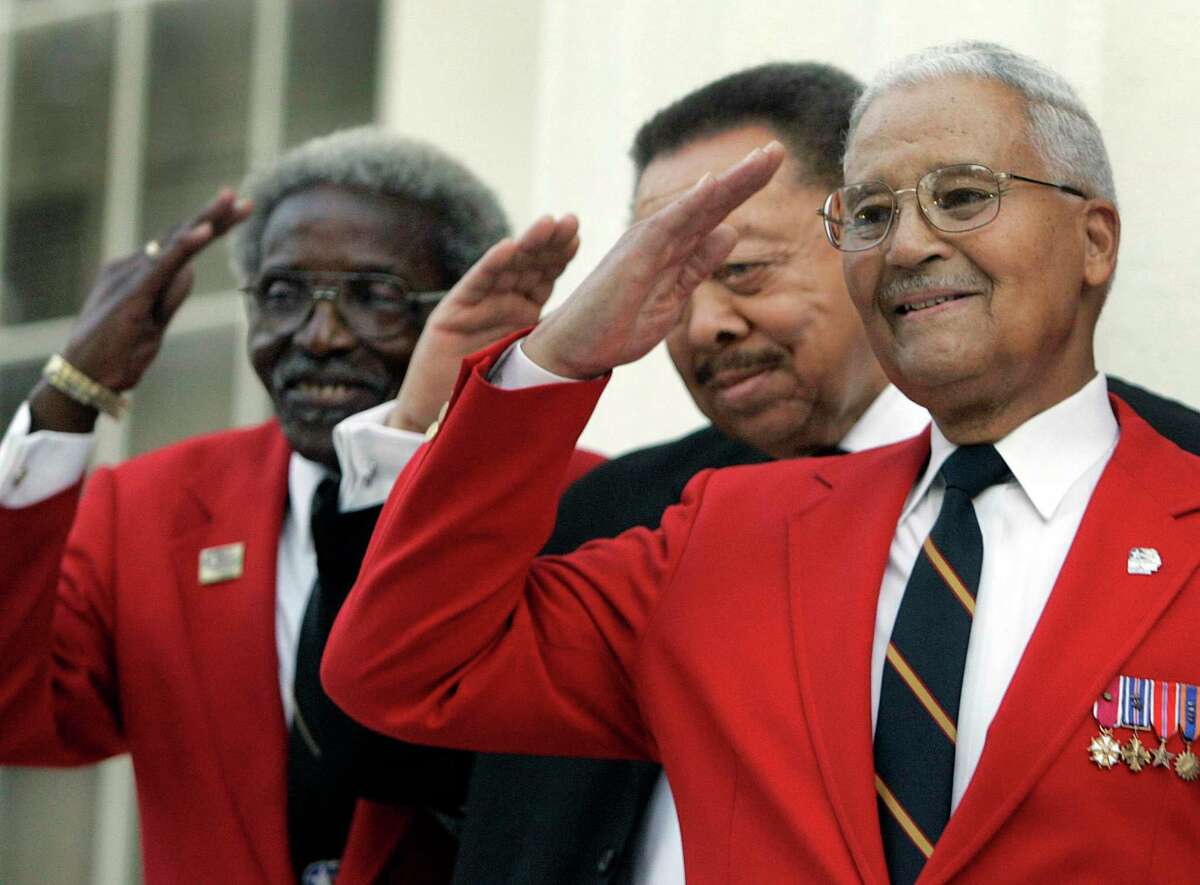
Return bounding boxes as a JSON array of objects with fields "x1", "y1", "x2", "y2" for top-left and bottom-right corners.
[
  {"x1": 387, "y1": 214, "x2": 580, "y2": 432},
  {"x1": 523, "y1": 141, "x2": 784, "y2": 379},
  {"x1": 30, "y1": 189, "x2": 252, "y2": 432}
]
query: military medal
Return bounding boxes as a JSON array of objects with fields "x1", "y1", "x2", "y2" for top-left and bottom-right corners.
[
  {"x1": 1174, "y1": 683, "x2": 1199, "y2": 782},
  {"x1": 1088, "y1": 677, "x2": 1122, "y2": 770},
  {"x1": 1117, "y1": 676, "x2": 1153, "y2": 772},
  {"x1": 1150, "y1": 679, "x2": 1178, "y2": 768}
]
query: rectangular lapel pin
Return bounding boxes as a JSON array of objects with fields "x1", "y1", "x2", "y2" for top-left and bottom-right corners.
[{"x1": 199, "y1": 542, "x2": 245, "y2": 585}]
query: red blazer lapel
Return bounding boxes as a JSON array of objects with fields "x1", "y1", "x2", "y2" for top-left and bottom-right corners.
[
  {"x1": 170, "y1": 422, "x2": 293, "y2": 881},
  {"x1": 925, "y1": 399, "x2": 1200, "y2": 882},
  {"x1": 787, "y1": 432, "x2": 932, "y2": 885}
]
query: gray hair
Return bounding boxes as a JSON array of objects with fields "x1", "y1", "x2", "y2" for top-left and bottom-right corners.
[
  {"x1": 847, "y1": 41, "x2": 1115, "y2": 204},
  {"x1": 229, "y1": 126, "x2": 511, "y2": 282}
]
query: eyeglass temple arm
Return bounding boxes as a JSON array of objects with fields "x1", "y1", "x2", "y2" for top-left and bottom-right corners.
[{"x1": 1002, "y1": 172, "x2": 1087, "y2": 199}]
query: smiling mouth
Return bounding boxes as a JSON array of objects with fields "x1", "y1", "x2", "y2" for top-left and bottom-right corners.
[{"x1": 895, "y1": 293, "x2": 974, "y2": 316}]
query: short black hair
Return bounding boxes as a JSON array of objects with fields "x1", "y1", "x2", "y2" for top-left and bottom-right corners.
[{"x1": 631, "y1": 62, "x2": 862, "y2": 188}]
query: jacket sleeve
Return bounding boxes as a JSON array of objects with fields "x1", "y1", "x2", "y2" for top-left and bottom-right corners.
[
  {"x1": 323, "y1": 338, "x2": 708, "y2": 762},
  {"x1": 0, "y1": 468, "x2": 126, "y2": 766}
]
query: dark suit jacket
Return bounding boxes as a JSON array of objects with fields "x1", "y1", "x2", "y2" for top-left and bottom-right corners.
[{"x1": 449, "y1": 375, "x2": 1200, "y2": 885}]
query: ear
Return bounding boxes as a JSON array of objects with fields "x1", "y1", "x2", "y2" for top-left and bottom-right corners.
[{"x1": 1081, "y1": 199, "x2": 1119, "y2": 290}]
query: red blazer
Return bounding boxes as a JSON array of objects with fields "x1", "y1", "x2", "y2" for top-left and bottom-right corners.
[
  {"x1": 0, "y1": 416, "x2": 602, "y2": 883},
  {"x1": 327, "y1": 339, "x2": 1200, "y2": 884}
]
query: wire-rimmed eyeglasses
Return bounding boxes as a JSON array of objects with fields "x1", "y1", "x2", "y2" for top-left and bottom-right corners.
[
  {"x1": 241, "y1": 269, "x2": 445, "y2": 341},
  {"x1": 817, "y1": 163, "x2": 1087, "y2": 253}
]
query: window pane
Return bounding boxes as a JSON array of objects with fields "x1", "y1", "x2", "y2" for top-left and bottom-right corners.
[
  {"x1": 0, "y1": 357, "x2": 45, "y2": 430},
  {"x1": 142, "y1": 0, "x2": 253, "y2": 298},
  {"x1": 284, "y1": 0, "x2": 382, "y2": 146},
  {"x1": 3, "y1": 15, "x2": 114, "y2": 325},
  {"x1": 127, "y1": 326, "x2": 238, "y2": 456}
]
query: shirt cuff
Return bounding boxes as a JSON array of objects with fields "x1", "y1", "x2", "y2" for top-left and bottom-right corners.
[
  {"x1": 489, "y1": 340, "x2": 580, "y2": 389},
  {"x1": 0, "y1": 402, "x2": 95, "y2": 508},
  {"x1": 332, "y1": 401, "x2": 426, "y2": 510}
]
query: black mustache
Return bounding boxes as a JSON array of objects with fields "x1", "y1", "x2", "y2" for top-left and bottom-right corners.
[
  {"x1": 694, "y1": 349, "x2": 786, "y2": 386},
  {"x1": 272, "y1": 356, "x2": 389, "y2": 394}
]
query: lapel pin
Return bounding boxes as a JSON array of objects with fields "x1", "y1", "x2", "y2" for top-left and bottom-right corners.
[
  {"x1": 199, "y1": 542, "x2": 245, "y2": 585},
  {"x1": 1127, "y1": 547, "x2": 1162, "y2": 576}
]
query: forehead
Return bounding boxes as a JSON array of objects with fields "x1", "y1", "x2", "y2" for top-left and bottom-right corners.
[
  {"x1": 844, "y1": 77, "x2": 1036, "y2": 184},
  {"x1": 259, "y1": 184, "x2": 443, "y2": 275}
]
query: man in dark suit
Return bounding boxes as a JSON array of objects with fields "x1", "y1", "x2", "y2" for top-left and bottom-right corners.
[
  {"x1": 447, "y1": 64, "x2": 1200, "y2": 885},
  {"x1": 0, "y1": 127, "x2": 593, "y2": 883},
  {"x1": 327, "y1": 42, "x2": 1200, "y2": 883}
]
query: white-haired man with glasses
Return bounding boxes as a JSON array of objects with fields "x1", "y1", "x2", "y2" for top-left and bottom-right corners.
[
  {"x1": 0, "y1": 126, "x2": 596, "y2": 883},
  {"x1": 324, "y1": 43, "x2": 1200, "y2": 883}
]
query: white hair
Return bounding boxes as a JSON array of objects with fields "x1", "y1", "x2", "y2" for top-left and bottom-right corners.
[
  {"x1": 847, "y1": 41, "x2": 1115, "y2": 204},
  {"x1": 230, "y1": 126, "x2": 510, "y2": 282}
]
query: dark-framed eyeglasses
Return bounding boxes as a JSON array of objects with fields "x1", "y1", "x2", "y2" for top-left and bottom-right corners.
[
  {"x1": 240, "y1": 269, "x2": 445, "y2": 341},
  {"x1": 816, "y1": 163, "x2": 1087, "y2": 253}
]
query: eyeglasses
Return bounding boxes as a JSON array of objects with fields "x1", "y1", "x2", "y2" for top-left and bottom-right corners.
[
  {"x1": 241, "y1": 269, "x2": 445, "y2": 341},
  {"x1": 817, "y1": 163, "x2": 1087, "y2": 252}
]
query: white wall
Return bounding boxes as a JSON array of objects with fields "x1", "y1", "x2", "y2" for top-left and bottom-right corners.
[{"x1": 383, "y1": 0, "x2": 1200, "y2": 455}]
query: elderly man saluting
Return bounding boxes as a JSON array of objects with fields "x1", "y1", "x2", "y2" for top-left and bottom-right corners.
[
  {"x1": 326, "y1": 43, "x2": 1200, "y2": 883},
  {"x1": 0, "y1": 127, "x2": 593, "y2": 883}
]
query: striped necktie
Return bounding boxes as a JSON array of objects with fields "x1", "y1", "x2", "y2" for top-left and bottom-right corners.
[{"x1": 874, "y1": 444, "x2": 1010, "y2": 884}]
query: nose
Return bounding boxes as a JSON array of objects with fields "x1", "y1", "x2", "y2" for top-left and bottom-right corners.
[
  {"x1": 684, "y1": 280, "x2": 750, "y2": 349},
  {"x1": 292, "y1": 299, "x2": 357, "y2": 355},
  {"x1": 882, "y1": 191, "x2": 955, "y2": 269}
]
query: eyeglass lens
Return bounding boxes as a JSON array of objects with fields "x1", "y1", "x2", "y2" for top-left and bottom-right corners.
[
  {"x1": 824, "y1": 164, "x2": 1003, "y2": 252},
  {"x1": 250, "y1": 272, "x2": 428, "y2": 339}
]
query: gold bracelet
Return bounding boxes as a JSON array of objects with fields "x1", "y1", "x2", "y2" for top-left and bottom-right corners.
[{"x1": 42, "y1": 354, "x2": 129, "y2": 419}]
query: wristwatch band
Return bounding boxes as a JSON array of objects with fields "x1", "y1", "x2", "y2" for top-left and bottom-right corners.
[{"x1": 42, "y1": 354, "x2": 129, "y2": 419}]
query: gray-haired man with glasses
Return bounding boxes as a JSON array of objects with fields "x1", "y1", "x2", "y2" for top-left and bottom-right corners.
[
  {"x1": 322, "y1": 42, "x2": 1200, "y2": 885},
  {"x1": 0, "y1": 126, "x2": 595, "y2": 883}
]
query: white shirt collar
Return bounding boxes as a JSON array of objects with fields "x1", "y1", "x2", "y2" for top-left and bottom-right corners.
[
  {"x1": 838, "y1": 384, "x2": 930, "y2": 453},
  {"x1": 903, "y1": 373, "x2": 1118, "y2": 521}
]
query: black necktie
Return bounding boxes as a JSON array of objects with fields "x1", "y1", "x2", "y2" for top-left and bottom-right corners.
[
  {"x1": 287, "y1": 478, "x2": 383, "y2": 877},
  {"x1": 286, "y1": 479, "x2": 475, "y2": 879},
  {"x1": 874, "y1": 445, "x2": 1010, "y2": 884}
]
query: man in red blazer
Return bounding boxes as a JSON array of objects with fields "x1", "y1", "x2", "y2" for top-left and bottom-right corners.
[
  {"x1": 326, "y1": 43, "x2": 1200, "y2": 883},
  {"x1": 0, "y1": 128, "x2": 595, "y2": 882}
]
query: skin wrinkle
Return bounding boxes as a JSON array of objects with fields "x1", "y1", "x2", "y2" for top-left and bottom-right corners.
[
  {"x1": 248, "y1": 185, "x2": 451, "y2": 469},
  {"x1": 636, "y1": 124, "x2": 888, "y2": 458},
  {"x1": 841, "y1": 77, "x2": 1115, "y2": 444}
]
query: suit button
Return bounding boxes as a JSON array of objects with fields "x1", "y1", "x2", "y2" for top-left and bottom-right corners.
[{"x1": 596, "y1": 847, "x2": 617, "y2": 874}]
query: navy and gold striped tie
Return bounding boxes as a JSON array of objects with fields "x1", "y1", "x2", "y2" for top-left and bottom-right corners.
[{"x1": 874, "y1": 444, "x2": 1010, "y2": 884}]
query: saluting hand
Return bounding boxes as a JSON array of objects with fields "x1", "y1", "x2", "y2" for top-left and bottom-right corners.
[
  {"x1": 523, "y1": 141, "x2": 784, "y2": 379},
  {"x1": 30, "y1": 189, "x2": 252, "y2": 433},
  {"x1": 387, "y1": 213, "x2": 580, "y2": 432}
]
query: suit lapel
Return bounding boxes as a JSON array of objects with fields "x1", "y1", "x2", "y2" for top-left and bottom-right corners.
[
  {"x1": 924, "y1": 400, "x2": 1200, "y2": 882},
  {"x1": 171, "y1": 423, "x2": 292, "y2": 881},
  {"x1": 787, "y1": 433, "x2": 932, "y2": 885}
]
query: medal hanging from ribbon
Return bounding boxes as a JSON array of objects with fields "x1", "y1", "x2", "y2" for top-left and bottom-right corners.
[
  {"x1": 1175, "y1": 683, "x2": 1199, "y2": 782},
  {"x1": 1150, "y1": 680, "x2": 1178, "y2": 769},
  {"x1": 1089, "y1": 676, "x2": 1122, "y2": 770},
  {"x1": 1117, "y1": 676, "x2": 1153, "y2": 772}
]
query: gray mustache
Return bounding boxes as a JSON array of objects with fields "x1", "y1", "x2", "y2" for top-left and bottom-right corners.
[{"x1": 878, "y1": 273, "x2": 988, "y2": 302}]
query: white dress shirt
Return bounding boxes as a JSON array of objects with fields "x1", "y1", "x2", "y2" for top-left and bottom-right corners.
[
  {"x1": 0, "y1": 400, "x2": 423, "y2": 725},
  {"x1": 493, "y1": 342, "x2": 931, "y2": 885},
  {"x1": 871, "y1": 371, "x2": 1118, "y2": 810}
]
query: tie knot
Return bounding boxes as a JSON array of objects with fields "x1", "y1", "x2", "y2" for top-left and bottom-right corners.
[{"x1": 939, "y1": 444, "x2": 1010, "y2": 498}]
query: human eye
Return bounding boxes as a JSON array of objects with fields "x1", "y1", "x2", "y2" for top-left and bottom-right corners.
[
  {"x1": 347, "y1": 277, "x2": 409, "y2": 314},
  {"x1": 713, "y1": 261, "x2": 771, "y2": 294},
  {"x1": 930, "y1": 171, "x2": 997, "y2": 220},
  {"x1": 259, "y1": 276, "x2": 307, "y2": 312},
  {"x1": 844, "y1": 189, "x2": 892, "y2": 232}
]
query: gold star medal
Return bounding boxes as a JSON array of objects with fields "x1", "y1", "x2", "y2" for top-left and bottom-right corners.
[
  {"x1": 1175, "y1": 683, "x2": 1199, "y2": 783},
  {"x1": 1089, "y1": 677, "x2": 1121, "y2": 770},
  {"x1": 1150, "y1": 679, "x2": 1178, "y2": 769}
]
